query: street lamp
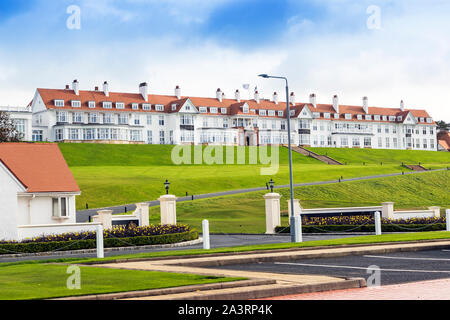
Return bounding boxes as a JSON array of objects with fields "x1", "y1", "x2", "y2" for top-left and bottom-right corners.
[
  {"x1": 164, "y1": 179, "x2": 170, "y2": 195},
  {"x1": 268, "y1": 178, "x2": 274, "y2": 193},
  {"x1": 258, "y1": 73, "x2": 297, "y2": 242}
]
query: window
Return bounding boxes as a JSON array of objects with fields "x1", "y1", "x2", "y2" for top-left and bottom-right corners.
[
  {"x1": 386, "y1": 137, "x2": 390, "y2": 148},
  {"x1": 132, "y1": 103, "x2": 139, "y2": 110},
  {"x1": 181, "y1": 114, "x2": 193, "y2": 125},
  {"x1": 142, "y1": 103, "x2": 151, "y2": 111},
  {"x1": 70, "y1": 128, "x2": 79, "y2": 140},
  {"x1": 155, "y1": 104, "x2": 164, "y2": 111},
  {"x1": 422, "y1": 126, "x2": 427, "y2": 135},
  {"x1": 71, "y1": 100, "x2": 81, "y2": 108},
  {"x1": 56, "y1": 111, "x2": 68, "y2": 123},
  {"x1": 430, "y1": 139, "x2": 435, "y2": 149},
  {"x1": 88, "y1": 113, "x2": 98, "y2": 123},
  {"x1": 268, "y1": 110, "x2": 275, "y2": 117},
  {"x1": 210, "y1": 107, "x2": 218, "y2": 114},
  {"x1": 290, "y1": 110, "x2": 295, "y2": 116},
  {"x1": 281, "y1": 121, "x2": 286, "y2": 130},
  {"x1": 146, "y1": 114, "x2": 152, "y2": 125},
  {"x1": 52, "y1": 197, "x2": 68, "y2": 218},
  {"x1": 272, "y1": 120, "x2": 277, "y2": 130},
  {"x1": 377, "y1": 125, "x2": 382, "y2": 133},
  {"x1": 102, "y1": 102, "x2": 112, "y2": 109},
  {"x1": 382, "y1": 115, "x2": 387, "y2": 121},
  {"x1": 365, "y1": 115, "x2": 372, "y2": 120},
  {"x1": 352, "y1": 137, "x2": 360, "y2": 147},
  {"x1": 357, "y1": 114, "x2": 362, "y2": 120},
  {"x1": 319, "y1": 122, "x2": 324, "y2": 131},
  {"x1": 340, "y1": 136, "x2": 348, "y2": 147},
  {"x1": 334, "y1": 113, "x2": 339, "y2": 119},
  {"x1": 378, "y1": 137, "x2": 382, "y2": 148},
  {"x1": 389, "y1": 116, "x2": 396, "y2": 122},
  {"x1": 88, "y1": 101, "x2": 96, "y2": 108},
  {"x1": 118, "y1": 114, "x2": 128, "y2": 125},
  {"x1": 397, "y1": 116, "x2": 402, "y2": 121},
  {"x1": 262, "y1": 120, "x2": 267, "y2": 129},
  {"x1": 420, "y1": 117, "x2": 425, "y2": 123},
  {"x1": 423, "y1": 139, "x2": 427, "y2": 149},
  {"x1": 159, "y1": 130, "x2": 165, "y2": 144},
  {"x1": 364, "y1": 137, "x2": 371, "y2": 147},
  {"x1": 199, "y1": 107, "x2": 207, "y2": 113},
  {"x1": 221, "y1": 108, "x2": 227, "y2": 114},
  {"x1": 32, "y1": 130, "x2": 43, "y2": 142},
  {"x1": 134, "y1": 114, "x2": 140, "y2": 125},
  {"x1": 345, "y1": 114, "x2": 352, "y2": 120},
  {"x1": 374, "y1": 115, "x2": 381, "y2": 121},
  {"x1": 172, "y1": 104, "x2": 177, "y2": 111},
  {"x1": 73, "y1": 112, "x2": 83, "y2": 123},
  {"x1": 259, "y1": 109, "x2": 266, "y2": 116},
  {"x1": 54, "y1": 100, "x2": 64, "y2": 107},
  {"x1": 158, "y1": 115, "x2": 165, "y2": 126},
  {"x1": 385, "y1": 126, "x2": 389, "y2": 134},
  {"x1": 312, "y1": 123, "x2": 318, "y2": 131},
  {"x1": 130, "y1": 130, "x2": 142, "y2": 142},
  {"x1": 103, "y1": 113, "x2": 114, "y2": 124},
  {"x1": 116, "y1": 102, "x2": 125, "y2": 109},
  {"x1": 393, "y1": 138, "x2": 398, "y2": 148},
  {"x1": 313, "y1": 112, "x2": 320, "y2": 118},
  {"x1": 430, "y1": 127, "x2": 434, "y2": 135},
  {"x1": 14, "y1": 119, "x2": 25, "y2": 138},
  {"x1": 278, "y1": 111, "x2": 284, "y2": 117},
  {"x1": 393, "y1": 126, "x2": 397, "y2": 134},
  {"x1": 426, "y1": 118, "x2": 432, "y2": 123},
  {"x1": 147, "y1": 130, "x2": 152, "y2": 144},
  {"x1": 55, "y1": 128, "x2": 63, "y2": 141},
  {"x1": 83, "y1": 128, "x2": 94, "y2": 140},
  {"x1": 223, "y1": 118, "x2": 229, "y2": 128}
]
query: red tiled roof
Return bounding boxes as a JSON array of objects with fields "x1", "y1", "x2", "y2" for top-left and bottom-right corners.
[
  {"x1": 36, "y1": 88, "x2": 433, "y2": 122},
  {"x1": 438, "y1": 131, "x2": 450, "y2": 151},
  {"x1": 0, "y1": 143, "x2": 80, "y2": 193}
]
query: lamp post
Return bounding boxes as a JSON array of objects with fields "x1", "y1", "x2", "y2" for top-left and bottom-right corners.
[
  {"x1": 258, "y1": 74, "x2": 296, "y2": 242},
  {"x1": 268, "y1": 178, "x2": 274, "y2": 193},
  {"x1": 164, "y1": 179, "x2": 170, "y2": 195}
]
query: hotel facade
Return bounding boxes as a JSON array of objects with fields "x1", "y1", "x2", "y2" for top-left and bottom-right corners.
[{"x1": 29, "y1": 80, "x2": 437, "y2": 150}]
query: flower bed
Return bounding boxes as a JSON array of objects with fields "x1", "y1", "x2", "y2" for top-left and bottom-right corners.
[
  {"x1": 0, "y1": 225, "x2": 198, "y2": 255},
  {"x1": 275, "y1": 215, "x2": 447, "y2": 233}
]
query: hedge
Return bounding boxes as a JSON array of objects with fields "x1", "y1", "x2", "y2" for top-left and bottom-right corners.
[
  {"x1": 275, "y1": 224, "x2": 446, "y2": 233},
  {"x1": 0, "y1": 230, "x2": 198, "y2": 255}
]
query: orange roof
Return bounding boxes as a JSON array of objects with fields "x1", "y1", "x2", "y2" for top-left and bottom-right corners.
[
  {"x1": 36, "y1": 87, "x2": 433, "y2": 122},
  {"x1": 0, "y1": 143, "x2": 80, "y2": 193},
  {"x1": 438, "y1": 131, "x2": 450, "y2": 151}
]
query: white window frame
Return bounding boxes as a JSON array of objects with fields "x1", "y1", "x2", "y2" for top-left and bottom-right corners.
[
  {"x1": 71, "y1": 100, "x2": 81, "y2": 108},
  {"x1": 155, "y1": 104, "x2": 164, "y2": 111},
  {"x1": 116, "y1": 102, "x2": 125, "y2": 109},
  {"x1": 88, "y1": 101, "x2": 96, "y2": 109},
  {"x1": 52, "y1": 197, "x2": 69, "y2": 218},
  {"x1": 102, "y1": 102, "x2": 112, "y2": 109},
  {"x1": 142, "y1": 103, "x2": 151, "y2": 111},
  {"x1": 54, "y1": 100, "x2": 65, "y2": 107}
]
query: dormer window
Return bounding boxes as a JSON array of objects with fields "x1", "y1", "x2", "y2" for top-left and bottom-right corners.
[
  {"x1": 210, "y1": 107, "x2": 218, "y2": 114},
  {"x1": 142, "y1": 103, "x2": 151, "y2": 111},
  {"x1": 132, "y1": 103, "x2": 139, "y2": 110},
  {"x1": 155, "y1": 104, "x2": 164, "y2": 111},
  {"x1": 357, "y1": 114, "x2": 363, "y2": 120},
  {"x1": 185, "y1": 105, "x2": 191, "y2": 111},
  {"x1": 221, "y1": 108, "x2": 227, "y2": 114},
  {"x1": 102, "y1": 102, "x2": 112, "y2": 109},
  {"x1": 171, "y1": 104, "x2": 177, "y2": 111},
  {"x1": 71, "y1": 100, "x2": 81, "y2": 108},
  {"x1": 268, "y1": 110, "x2": 275, "y2": 116},
  {"x1": 365, "y1": 115, "x2": 372, "y2": 120},
  {"x1": 88, "y1": 101, "x2": 96, "y2": 109},
  {"x1": 54, "y1": 100, "x2": 65, "y2": 107},
  {"x1": 397, "y1": 116, "x2": 403, "y2": 121},
  {"x1": 243, "y1": 106, "x2": 249, "y2": 113},
  {"x1": 389, "y1": 116, "x2": 396, "y2": 122},
  {"x1": 116, "y1": 102, "x2": 125, "y2": 109},
  {"x1": 426, "y1": 118, "x2": 432, "y2": 123},
  {"x1": 199, "y1": 107, "x2": 207, "y2": 113},
  {"x1": 334, "y1": 113, "x2": 339, "y2": 119},
  {"x1": 278, "y1": 111, "x2": 284, "y2": 117},
  {"x1": 259, "y1": 109, "x2": 266, "y2": 116},
  {"x1": 289, "y1": 110, "x2": 295, "y2": 116},
  {"x1": 345, "y1": 113, "x2": 352, "y2": 120},
  {"x1": 374, "y1": 115, "x2": 381, "y2": 121},
  {"x1": 420, "y1": 117, "x2": 424, "y2": 122},
  {"x1": 313, "y1": 112, "x2": 320, "y2": 118},
  {"x1": 382, "y1": 115, "x2": 387, "y2": 121},
  {"x1": 324, "y1": 113, "x2": 331, "y2": 119}
]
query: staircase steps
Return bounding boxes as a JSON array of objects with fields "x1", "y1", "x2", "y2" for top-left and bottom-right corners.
[
  {"x1": 404, "y1": 164, "x2": 428, "y2": 171},
  {"x1": 287, "y1": 146, "x2": 343, "y2": 165}
]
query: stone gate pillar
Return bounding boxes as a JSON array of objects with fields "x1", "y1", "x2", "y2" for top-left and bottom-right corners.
[
  {"x1": 135, "y1": 202, "x2": 149, "y2": 227},
  {"x1": 159, "y1": 195, "x2": 177, "y2": 225},
  {"x1": 264, "y1": 192, "x2": 281, "y2": 234},
  {"x1": 92, "y1": 210, "x2": 113, "y2": 229}
]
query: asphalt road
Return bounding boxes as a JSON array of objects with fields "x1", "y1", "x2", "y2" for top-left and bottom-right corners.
[
  {"x1": 211, "y1": 248, "x2": 450, "y2": 286},
  {"x1": 0, "y1": 233, "x2": 356, "y2": 263},
  {"x1": 75, "y1": 169, "x2": 446, "y2": 222}
]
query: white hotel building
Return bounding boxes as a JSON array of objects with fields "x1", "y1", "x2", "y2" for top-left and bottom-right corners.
[{"x1": 29, "y1": 80, "x2": 437, "y2": 150}]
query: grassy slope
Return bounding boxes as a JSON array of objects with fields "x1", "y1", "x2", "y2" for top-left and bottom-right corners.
[
  {"x1": 146, "y1": 171, "x2": 450, "y2": 233},
  {"x1": 308, "y1": 147, "x2": 450, "y2": 165},
  {"x1": 0, "y1": 263, "x2": 242, "y2": 300},
  {"x1": 59, "y1": 144, "x2": 450, "y2": 209}
]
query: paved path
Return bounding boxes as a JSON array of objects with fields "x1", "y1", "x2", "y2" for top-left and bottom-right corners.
[
  {"x1": 265, "y1": 278, "x2": 450, "y2": 300},
  {"x1": 76, "y1": 168, "x2": 446, "y2": 222}
]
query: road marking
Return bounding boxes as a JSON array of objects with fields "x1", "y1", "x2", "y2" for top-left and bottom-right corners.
[
  {"x1": 363, "y1": 255, "x2": 450, "y2": 261},
  {"x1": 274, "y1": 262, "x2": 450, "y2": 273}
]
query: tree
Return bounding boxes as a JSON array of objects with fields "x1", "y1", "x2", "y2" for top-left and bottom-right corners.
[
  {"x1": 436, "y1": 120, "x2": 449, "y2": 131},
  {"x1": 0, "y1": 111, "x2": 22, "y2": 142}
]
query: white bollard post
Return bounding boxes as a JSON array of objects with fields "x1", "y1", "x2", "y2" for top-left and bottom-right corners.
[
  {"x1": 375, "y1": 211, "x2": 382, "y2": 235},
  {"x1": 446, "y1": 209, "x2": 450, "y2": 232},
  {"x1": 202, "y1": 219, "x2": 210, "y2": 250},
  {"x1": 290, "y1": 215, "x2": 303, "y2": 243},
  {"x1": 96, "y1": 224, "x2": 104, "y2": 258}
]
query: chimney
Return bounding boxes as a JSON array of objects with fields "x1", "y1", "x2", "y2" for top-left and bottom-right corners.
[
  {"x1": 174, "y1": 85, "x2": 181, "y2": 99},
  {"x1": 103, "y1": 81, "x2": 109, "y2": 97},
  {"x1": 235, "y1": 89, "x2": 241, "y2": 102},
  {"x1": 363, "y1": 96, "x2": 369, "y2": 113},
  {"x1": 216, "y1": 88, "x2": 223, "y2": 102},
  {"x1": 290, "y1": 92, "x2": 295, "y2": 105},
  {"x1": 333, "y1": 95, "x2": 339, "y2": 113},
  {"x1": 139, "y1": 82, "x2": 148, "y2": 102},
  {"x1": 65, "y1": 85, "x2": 70, "y2": 90},
  {"x1": 309, "y1": 93, "x2": 316, "y2": 107},
  {"x1": 254, "y1": 90, "x2": 260, "y2": 104},
  {"x1": 72, "y1": 80, "x2": 79, "y2": 95},
  {"x1": 400, "y1": 100, "x2": 405, "y2": 111},
  {"x1": 95, "y1": 86, "x2": 99, "y2": 91},
  {"x1": 273, "y1": 92, "x2": 278, "y2": 105}
]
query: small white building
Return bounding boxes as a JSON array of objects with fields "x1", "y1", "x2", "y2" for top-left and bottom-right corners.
[
  {"x1": 0, "y1": 106, "x2": 33, "y2": 141},
  {"x1": 0, "y1": 143, "x2": 95, "y2": 241}
]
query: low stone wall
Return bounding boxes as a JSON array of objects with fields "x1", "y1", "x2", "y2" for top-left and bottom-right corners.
[{"x1": 17, "y1": 222, "x2": 100, "y2": 240}]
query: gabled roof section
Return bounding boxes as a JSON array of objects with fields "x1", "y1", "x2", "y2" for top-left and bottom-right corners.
[{"x1": 0, "y1": 143, "x2": 80, "y2": 193}]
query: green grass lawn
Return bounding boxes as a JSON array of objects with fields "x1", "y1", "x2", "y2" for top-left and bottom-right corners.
[
  {"x1": 58, "y1": 144, "x2": 450, "y2": 210},
  {"x1": 308, "y1": 147, "x2": 450, "y2": 165},
  {"x1": 146, "y1": 171, "x2": 450, "y2": 233},
  {"x1": 0, "y1": 263, "x2": 242, "y2": 300}
]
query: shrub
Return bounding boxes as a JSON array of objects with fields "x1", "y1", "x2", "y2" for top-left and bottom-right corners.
[{"x1": 275, "y1": 224, "x2": 446, "y2": 233}]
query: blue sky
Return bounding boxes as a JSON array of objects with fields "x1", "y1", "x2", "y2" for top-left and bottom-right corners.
[{"x1": 0, "y1": 0, "x2": 449, "y2": 120}]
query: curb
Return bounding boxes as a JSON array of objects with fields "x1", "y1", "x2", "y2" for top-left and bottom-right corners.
[
  {"x1": 51, "y1": 279, "x2": 276, "y2": 300},
  {"x1": 0, "y1": 238, "x2": 203, "y2": 259}
]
